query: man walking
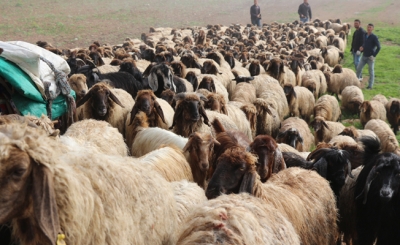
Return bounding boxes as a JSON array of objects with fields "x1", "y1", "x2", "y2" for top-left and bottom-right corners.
[
  {"x1": 356, "y1": 23, "x2": 381, "y2": 89},
  {"x1": 250, "y1": 0, "x2": 261, "y2": 28},
  {"x1": 350, "y1": 19, "x2": 366, "y2": 70},
  {"x1": 298, "y1": 0, "x2": 312, "y2": 23}
]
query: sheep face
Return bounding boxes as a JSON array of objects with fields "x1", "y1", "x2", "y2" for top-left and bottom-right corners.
[
  {"x1": 277, "y1": 128, "x2": 303, "y2": 150},
  {"x1": 183, "y1": 132, "x2": 218, "y2": 172},
  {"x1": 0, "y1": 146, "x2": 32, "y2": 223},
  {"x1": 248, "y1": 60, "x2": 260, "y2": 76},
  {"x1": 249, "y1": 135, "x2": 283, "y2": 182},
  {"x1": 201, "y1": 61, "x2": 218, "y2": 75},
  {"x1": 198, "y1": 76, "x2": 216, "y2": 93},
  {"x1": 204, "y1": 94, "x2": 227, "y2": 114},
  {"x1": 358, "y1": 153, "x2": 400, "y2": 204},
  {"x1": 206, "y1": 147, "x2": 257, "y2": 200},
  {"x1": 68, "y1": 74, "x2": 88, "y2": 100},
  {"x1": 172, "y1": 93, "x2": 209, "y2": 129},
  {"x1": 148, "y1": 64, "x2": 176, "y2": 93},
  {"x1": 77, "y1": 84, "x2": 124, "y2": 118}
]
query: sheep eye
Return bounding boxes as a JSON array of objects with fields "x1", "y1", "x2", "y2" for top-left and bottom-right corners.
[
  {"x1": 239, "y1": 167, "x2": 246, "y2": 171},
  {"x1": 12, "y1": 168, "x2": 26, "y2": 178}
]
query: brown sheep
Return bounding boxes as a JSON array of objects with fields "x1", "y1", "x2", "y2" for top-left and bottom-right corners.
[
  {"x1": 386, "y1": 98, "x2": 400, "y2": 135},
  {"x1": 266, "y1": 57, "x2": 296, "y2": 87},
  {"x1": 68, "y1": 74, "x2": 88, "y2": 101},
  {"x1": 340, "y1": 85, "x2": 364, "y2": 114},
  {"x1": 127, "y1": 90, "x2": 168, "y2": 129},
  {"x1": 311, "y1": 116, "x2": 345, "y2": 145},
  {"x1": 249, "y1": 135, "x2": 286, "y2": 182},
  {"x1": 276, "y1": 117, "x2": 315, "y2": 152},
  {"x1": 314, "y1": 95, "x2": 342, "y2": 122},
  {"x1": 170, "y1": 60, "x2": 187, "y2": 78},
  {"x1": 359, "y1": 100, "x2": 387, "y2": 127},
  {"x1": 197, "y1": 76, "x2": 216, "y2": 93},
  {"x1": 339, "y1": 126, "x2": 377, "y2": 141},
  {"x1": 160, "y1": 89, "x2": 176, "y2": 108},
  {"x1": 206, "y1": 148, "x2": 339, "y2": 245}
]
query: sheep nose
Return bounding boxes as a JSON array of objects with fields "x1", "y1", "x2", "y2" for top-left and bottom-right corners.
[
  {"x1": 80, "y1": 90, "x2": 87, "y2": 96},
  {"x1": 201, "y1": 163, "x2": 208, "y2": 170},
  {"x1": 380, "y1": 186, "x2": 393, "y2": 201}
]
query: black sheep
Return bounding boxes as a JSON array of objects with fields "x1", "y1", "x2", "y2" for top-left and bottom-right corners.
[{"x1": 354, "y1": 136, "x2": 400, "y2": 245}]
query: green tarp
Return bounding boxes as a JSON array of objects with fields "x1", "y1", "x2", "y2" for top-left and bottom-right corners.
[{"x1": 0, "y1": 57, "x2": 75, "y2": 119}]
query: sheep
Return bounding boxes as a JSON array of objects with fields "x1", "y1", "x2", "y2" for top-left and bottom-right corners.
[
  {"x1": 206, "y1": 149, "x2": 339, "y2": 245},
  {"x1": 340, "y1": 85, "x2": 364, "y2": 114},
  {"x1": 171, "y1": 180, "x2": 207, "y2": 226},
  {"x1": 62, "y1": 119, "x2": 129, "y2": 156},
  {"x1": 283, "y1": 84, "x2": 315, "y2": 123},
  {"x1": 253, "y1": 98, "x2": 281, "y2": 138},
  {"x1": 75, "y1": 82, "x2": 135, "y2": 135},
  {"x1": 354, "y1": 136, "x2": 400, "y2": 245},
  {"x1": 230, "y1": 74, "x2": 257, "y2": 104},
  {"x1": 147, "y1": 62, "x2": 176, "y2": 97},
  {"x1": 365, "y1": 119, "x2": 400, "y2": 154},
  {"x1": 265, "y1": 57, "x2": 296, "y2": 87},
  {"x1": 311, "y1": 116, "x2": 345, "y2": 145},
  {"x1": 68, "y1": 73, "x2": 88, "y2": 101},
  {"x1": 0, "y1": 123, "x2": 178, "y2": 245},
  {"x1": 359, "y1": 100, "x2": 387, "y2": 127},
  {"x1": 324, "y1": 65, "x2": 361, "y2": 100},
  {"x1": 338, "y1": 166, "x2": 362, "y2": 245},
  {"x1": 196, "y1": 74, "x2": 229, "y2": 103},
  {"x1": 176, "y1": 193, "x2": 300, "y2": 245},
  {"x1": 200, "y1": 60, "x2": 232, "y2": 90},
  {"x1": 300, "y1": 76, "x2": 320, "y2": 99},
  {"x1": 170, "y1": 92, "x2": 237, "y2": 138},
  {"x1": 371, "y1": 94, "x2": 388, "y2": 107},
  {"x1": 276, "y1": 117, "x2": 315, "y2": 152},
  {"x1": 339, "y1": 126, "x2": 377, "y2": 141},
  {"x1": 138, "y1": 145, "x2": 193, "y2": 182},
  {"x1": 320, "y1": 46, "x2": 343, "y2": 67},
  {"x1": 251, "y1": 75, "x2": 289, "y2": 120},
  {"x1": 160, "y1": 88, "x2": 176, "y2": 107},
  {"x1": 385, "y1": 98, "x2": 400, "y2": 134},
  {"x1": 314, "y1": 94, "x2": 342, "y2": 122},
  {"x1": 127, "y1": 89, "x2": 169, "y2": 130},
  {"x1": 204, "y1": 93, "x2": 253, "y2": 141},
  {"x1": 248, "y1": 135, "x2": 286, "y2": 182},
  {"x1": 301, "y1": 66, "x2": 327, "y2": 96}
]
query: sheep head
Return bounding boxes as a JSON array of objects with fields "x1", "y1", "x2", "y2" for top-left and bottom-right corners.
[
  {"x1": 359, "y1": 101, "x2": 371, "y2": 114},
  {"x1": 183, "y1": 132, "x2": 219, "y2": 172},
  {"x1": 148, "y1": 63, "x2": 176, "y2": 93},
  {"x1": 266, "y1": 58, "x2": 284, "y2": 79},
  {"x1": 77, "y1": 83, "x2": 124, "y2": 118},
  {"x1": 185, "y1": 71, "x2": 198, "y2": 90},
  {"x1": 249, "y1": 135, "x2": 286, "y2": 183},
  {"x1": 198, "y1": 76, "x2": 216, "y2": 93},
  {"x1": 68, "y1": 74, "x2": 88, "y2": 100},
  {"x1": 206, "y1": 146, "x2": 258, "y2": 200},
  {"x1": 248, "y1": 60, "x2": 260, "y2": 76},
  {"x1": 0, "y1": 124, "x2": 60, "y2": 245},
  {"x1": 357, "y1": 152, "x2": 400, "y2": 204},
  {"x1": 160, "y1": 89, "x2": 176, "y2": 108},
  {"x1": 276, "y1": 128, "x2": 304, "y2": 150},
  {"x1": 129, "y1": 90, "x2": 165, "y2": 125},
  {"x1": 170, "y1": 61, "x2": 186, "y2": 78},
  {"x1": 224, "y1": 52, "x2": 235, "y2": 69},
  {"x1": 170, "y1": 92, "x2": 210, "y2": 129},
  {"x1": 204, "y1": 93, "x2": 227, "y2": 115},
  {"x1": 201, "y1": 60, "x2": 219, "y2": 75}
]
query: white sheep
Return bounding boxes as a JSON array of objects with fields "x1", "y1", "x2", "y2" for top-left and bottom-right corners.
[
  {"x1": 365, "y1": 119, "x2": 400, "y2": 154},
  {"x1": 314, "y1": 94, "x2": 342, "y2": 122},
  {"x1": 340, "y1": 85, "x2": 364, "y2": 114},
  {"x1": 276, "y1": 117, "x2": 315, "y2": 152},
  {"x1": 0, "y1": 123, "x2": 178, "y2": 245}
]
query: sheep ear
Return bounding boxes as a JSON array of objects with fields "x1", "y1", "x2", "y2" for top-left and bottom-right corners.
[
  {"x1": 109, "y1": 90, "x2": 124, "y2": 108},
  {"x1": 210, "y1": 81, "x2": 216, "y2": 93},
  {"x1": 170, "y1": 104, "x2": 184, "y2": 129},
  {"x1": 221, "y1": 104, "x2": 228, "y2": 115},
  {"x1": 76, "y1": 89, "x2": 92, "y2": 108},
  {"x1": 239, "y1": 170, "x2": 256, "y2": 194},
  {"x1": 183, "y1": 134, "x2": 194, "y2": 152},
  {"x1": 274, "y1": 148, "x2": 286, "y2": 173},
  {"x1": 322, "y1": 121, "x2": 330, "y2": 129},
  {"x1": 356, "y1": 165, "x2": 377, "y2": 204},
  {"x1": 128, "y1": 105, "x2": 139, "y2": 125},
  {"x1": 32, "y1": 163, "x2": 60, "y2": 245},
  {"x1": 153, "y1": 99, "x2": 166, "y2": 124},
  {"x1": 276, "y1": 131, "x2": 287, "y2": 140},
  {"x1": 199, "y1": 103, "x2": 210, "y2": 126},
  {"x1": 148, "y1": 71, "x2": 159, "y2": 91},
  {"x1": 312, "y1": 158, "x2": 328, "y2": 178}
]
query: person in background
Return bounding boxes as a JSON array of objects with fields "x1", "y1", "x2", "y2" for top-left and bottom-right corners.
[
  {"x1": 298, "y1": 0, "x2": 312, "y2": 23},
  {"x1": 356, "y1": 23, "x2": 381, "y2": 90},
  {"x1": 350, "y1": 19, "x2": 366, "y2": 70},
  {"x1": 250, "y1": 0, "x2": 261, "y2": 28}
]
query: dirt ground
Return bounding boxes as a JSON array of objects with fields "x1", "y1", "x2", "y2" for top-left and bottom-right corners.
[{"x1": 1, "y1": 0, "x2": 399, "y2": 49}]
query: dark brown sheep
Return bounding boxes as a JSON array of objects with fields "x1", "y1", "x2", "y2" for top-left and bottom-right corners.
[
  {"x1": 198, "y1": 76, "x2": 216, "y2": 93},
  {"x1": 170, "y1": 61, "x2": 187, "y2": 78},
  {"x1": 249, "y1": 135, "x2": 286, "y2": 182},
  {"x1": 386, "y1": 98, "x2": 400, "y2": 134}
]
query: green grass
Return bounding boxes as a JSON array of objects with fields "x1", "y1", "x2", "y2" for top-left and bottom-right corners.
[{"x1": 340, "y1": 24, "x2": 400, "y2": 142}]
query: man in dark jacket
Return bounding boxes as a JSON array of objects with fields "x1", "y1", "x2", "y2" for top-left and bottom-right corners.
[
  {"x1": 356, "y1": 23, "x2": 381, "y2": 89},
  {"x1": 298, "y1": 0, "x2": 312, "y2": 23},
  {"x1": 250, "y1": 0, "x2": 261, "y2": 28},
  {"x1": 350, "y1": 19, "x2": 366, "y2": 70}
]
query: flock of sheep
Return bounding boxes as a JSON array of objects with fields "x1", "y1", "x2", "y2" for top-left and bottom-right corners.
[{"x1": 1, "y1": 18, "x2": 400, "y2": 245}]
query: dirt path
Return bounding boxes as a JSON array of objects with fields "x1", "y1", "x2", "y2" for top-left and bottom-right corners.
[{"x1": 0, "y1": 0, "x2": 398, "y2": 48}]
